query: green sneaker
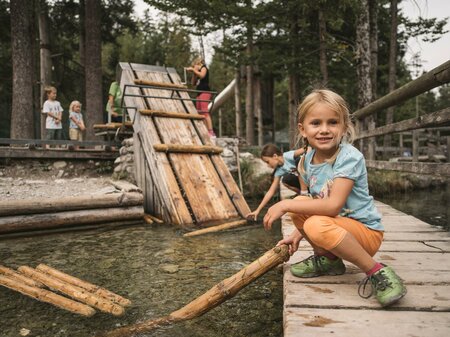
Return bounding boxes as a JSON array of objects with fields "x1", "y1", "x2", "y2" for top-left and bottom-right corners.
[
  {"x1": 358, "y1": 265, "x2": 407, "y2": 307},
  {"x1": 290, "y1": 254, "x2": 346, "y2": 278}
]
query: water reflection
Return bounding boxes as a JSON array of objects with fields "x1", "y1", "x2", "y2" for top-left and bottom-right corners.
[{"x1": 0, "y1": 221, "x2": 283, "y2": 337}]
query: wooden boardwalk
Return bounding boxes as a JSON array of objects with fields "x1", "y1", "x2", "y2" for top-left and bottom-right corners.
[{"x1": 280, "y1": 187, "x2": 450, "y2": 337}]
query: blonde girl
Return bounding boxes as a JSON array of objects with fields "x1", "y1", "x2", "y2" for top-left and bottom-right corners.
[
  {"x1": 263, "y1": 89, "x2": 406, "y2": 307},
  {"x1": 69, "y1": 100, "x2": 86, "y2": 143}
]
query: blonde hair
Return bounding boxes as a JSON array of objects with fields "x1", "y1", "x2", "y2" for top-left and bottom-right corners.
[
  {"x1": 297, "y1": 89, "x2": 356, "y2": 173},
  {"x1": 43, "y1": 86, "x2": 57, "y2": 101},
  {"x1": 192, "y1": 56, "x2": 205, "y2": 67},
  {"x1": 69, "y1": 100, "x2": 82, "y2": 112}
]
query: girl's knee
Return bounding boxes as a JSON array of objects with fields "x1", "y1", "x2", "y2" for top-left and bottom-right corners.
[{"x1": 303, "y1": 215, "x2": 334, "y2": 244}]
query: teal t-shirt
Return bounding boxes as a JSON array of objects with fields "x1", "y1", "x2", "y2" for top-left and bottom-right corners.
[
  {"x1": 274, "y1": 150, "x2": 297, "y2": 177},
  {"x1": 300, "y1": 143, "x2": 382, "y2": 231},
  {"x1": 106, "y1": 82, "x2": 123, "y2": 115}
]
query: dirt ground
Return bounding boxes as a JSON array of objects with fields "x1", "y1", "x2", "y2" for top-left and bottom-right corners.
[{"x1": 0, "y1": 159, "x2": 115, "y2": 201}]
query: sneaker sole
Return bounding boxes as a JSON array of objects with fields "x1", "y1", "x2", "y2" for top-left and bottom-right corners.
[
  {"x1": 291, "y1": 269, "x2": 346, "y2": 278},
  {"x1": 380, "y1": 288, "x2": 407, "y2": 307}
]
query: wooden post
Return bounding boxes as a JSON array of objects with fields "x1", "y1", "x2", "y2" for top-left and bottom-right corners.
[
  {"x1": 183, "y1": 219, "x2": 248, "y2": 237},
  {"x1": 36, "y1": 264, "x2": 131, "y2": 307},
  {"x1": 0, "y1": 275, "x2": 96, "y2": 317},
  {"x1": 98, "y1": 245, "x2": 290, "y2": 337}
]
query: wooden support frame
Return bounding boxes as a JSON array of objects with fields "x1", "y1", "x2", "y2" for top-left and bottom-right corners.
[
  {"x1": 139, "y1": 109, "x2": 205, "y2": 120},
  {"x1": 133, "y1": 79, "x2": 187, "y2": 90}
]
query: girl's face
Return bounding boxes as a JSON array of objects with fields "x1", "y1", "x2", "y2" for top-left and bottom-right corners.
[
  {"x1": 73, "y1": 103, "x2": 81, "y2": 113},
  {"x1": 262, "y1": 155, "x2": 281, "y2": 169},
  {"x1": 48, "y1": 90, "x2": 57, "y2": 100},
  {"x1": 299, "y1": 102, "x2": 344, "y2": 158}
]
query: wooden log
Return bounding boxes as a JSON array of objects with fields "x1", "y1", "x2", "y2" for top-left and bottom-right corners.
[
  {"x1": 153, "y1": 144, "x2": 223, "y2": 155},
  {"x1": 98, "y1": 245, "x2": 290, "y2": 337},
  {"x1": 18, "y1": 266, "x2": 125, "y2": 316},
  {"x1": 143, "y1": 215, "x2": 154, "y2": 224},
  {"x1": 0, "y1": 192, "x2": 143, "y2": 216},
  {"x1": 133, "y1": 79, "x2": 187, "y2": 89},
  {"x1": 0, "y1": 206, "x2": 144, "y2": 234},
  {"x1": 93, "y1": 122, "x2": 133, "y2": 129},
  {"x1": 144, "y1": 214, "x2": 164, "y2": 224},
  {"x1": 0, "y1": 265, "x2": 43, "y2": 288},
  {"x1": 109, "y1": 181, "x2": 142, "y2": 193},
  {"x1": 36, "y1": 264, "x2": 131, "y2": 307},
  {"x1": 139, "y1": 109, "x2": 205, "y2": 120},
  {"x1": 0, "y1": 275, "x2": 96, "y2": 317},
  {"x1": 183, "y1": 219, "x2": 248, "y2": 237}
]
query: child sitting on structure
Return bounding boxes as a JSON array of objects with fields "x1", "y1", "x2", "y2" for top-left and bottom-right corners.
[
  {"x1": 42, "y1": 86, "x2": 63, "y2": 148},
  {"x1": 69, "y1": 100, "x2": 86, "y2": 148},
  {"x1": 263, "y1": 89, "x2": 407, "y2": 307},
  {"x1": 246, "y1": 144, "x2": 307, "y2": 221}
]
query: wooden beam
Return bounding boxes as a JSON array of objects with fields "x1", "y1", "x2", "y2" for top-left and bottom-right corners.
[
  {"x1": 356, "y1": 108, "x2": 450, "y2": 140},
  {"x1": 0, "y1": 147, "x2": 118, "y2": 160},
  {"x1": 139, "y1": 109, "x2": 205, "y2": 120},
  {"x1": 183, "y1": 219, "x2": 248, "y2": 237},
  {"x1": 353, "y1": 60, "x2": 450, "y2": 119},
  {"x1": 366, "y1": 160, "x2": 450, "y2": 176},
  {"x1": 93, "y1": 122, "x2": 133, "y2": 130},
  {"x1": 134, "y1": 79, "x2": 187, "y2": 90},
  {"x1": 153, "y1": 144, "x2": 223, "y2": 154}
]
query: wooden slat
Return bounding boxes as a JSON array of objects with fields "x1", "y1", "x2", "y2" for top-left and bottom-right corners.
[
  {"x1": 153, "y1": 144, "x2": 223, "y2": 154},
  {"x1": 134, "y1": 79, "x2": 187, "y2": 89},
  {"x1": 139, "y1": 109, "x2": 205, "y2": 120}
]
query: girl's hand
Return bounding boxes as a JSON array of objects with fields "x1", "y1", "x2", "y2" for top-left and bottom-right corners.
[
  {"x1": 186, "y1": 67, "x2": 194, "y2": 72},
  {"x1": 246, "y1": 210, "x2": 259, "y2": 221},
  {"x1": 276, "y1": 229, "x2": 303, "y2": 255},
  {"x1": 263, "y1": 200, "x2": 288, "y2": 231}
]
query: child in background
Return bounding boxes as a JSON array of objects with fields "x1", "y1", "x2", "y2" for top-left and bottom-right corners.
[
  {"x1": 42, "y1": 86, "x2": 63, "y2": 148},
  {"x1": 69, "y1": 100, "x2": 86, "y2": 147},
  {"x1": 246, "y1": 144, "x2": 307, "y2": 221},
  {"x1": 263, "y1": 89, "x2": 406, "y2": 307}
]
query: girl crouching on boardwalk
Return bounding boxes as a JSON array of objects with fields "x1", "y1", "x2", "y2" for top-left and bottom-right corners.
[{"x1": 263, "y1": 89, "x2": 406, "y2": 307}]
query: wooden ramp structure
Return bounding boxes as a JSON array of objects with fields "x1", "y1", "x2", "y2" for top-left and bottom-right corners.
[
  {"x1": 117, "y1": 63, "x2": 250, "y2": 226},
  {"x1": 280, "y1": 186, "x2": 450, "y2": 337}
]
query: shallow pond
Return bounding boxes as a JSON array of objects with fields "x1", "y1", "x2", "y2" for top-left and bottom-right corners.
[{"x1": 0, "y1": 221, "x2": 283, "y2": 337}]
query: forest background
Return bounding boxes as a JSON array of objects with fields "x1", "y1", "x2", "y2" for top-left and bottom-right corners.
[{"x1": 1, "y1": 0, "x2": 449, "y2": 147}]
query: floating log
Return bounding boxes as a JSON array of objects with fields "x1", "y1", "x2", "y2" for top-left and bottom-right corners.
[
  {"x1": 0, "y1": 192, "x2": 143, "y2": 216},
  {"x1": 139, "y1": 109, "x2": 205, "y2": 120},
  {"x1": 153, "y1": 144, "x2": 223, "y2": 155},
  {"x1": 0, "y1": 275, "x2": 95, "y2": 317},
  {"x1": 99, "y1": 245, "x2": 290, "y2": 337},
  {"x1": 144, "y1": 214, "x2": 164, "y2": 224},
  {"x1": 0, "y1": 265, "x2": 43, "y2": 288},
  {"x1": 143, "y1": 215, "x2": 154, "y2": 224},
  {"x1": 133, "y1": 79, "x2": 187, "y2": 89},
  {"x1": 18, "y1": 266, "x2": 124, "y2": 316},
  {"x1": 0, "y1": 206, "x2": 144, "y2": 234},
  {"x1": 36, "y1": 264, "x2": 131, "y2": 307},
  {"x1": 183, "y1": 219, "x2": 248, "y2": 237}
]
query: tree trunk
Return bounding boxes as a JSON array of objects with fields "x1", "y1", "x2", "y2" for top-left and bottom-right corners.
[
  {"x1": 356, "y1": 0, "x2": 373, "y2": 158},
  {"x1": 384, "y1": 0, "x2": 397, "y2": 149},
  {"x1": 99, "y1": 245, "x2": 290, "y2": 337},
  {"x1": 84, "y1": 0, "x2": 103, "y2": 140},
  {"x1": 261, "y1": 75, "x2": 274, "y2": 142},
  {"x1": 369, "y1": 0, "x2": 378, "y2": 99},
  {"x1": 234, "y1": 69, "x2": 242, "y2": 138},
  {"x1": 10, "y1": 0, "x2": 35, "y2": 139},
  {"x1": 288, "y1": 74, "x2": 300, "y2": 148},
  {"x1": 253, "y1": 68, "x2": 263, "y2": 146},
  {"x1": 38, "y1": 0, "x2": 52, "y2": 139},
  {"x1": 245, "y1": 43, "x2": 254, "y2": 145},
  {"x1": 318, "y1": 7, "x2": 328, "y2": 85},
  {"x1": 79, "y1": 0, "x2": 86, "y2": 105}
]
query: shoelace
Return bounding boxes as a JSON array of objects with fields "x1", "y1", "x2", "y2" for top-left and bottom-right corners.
[
  {"x1": 358, "y1": 270, "x2": 392, "y2": 299},
  {"x1": 301, "y1": 255, "x2": 324, "y2": 271}
]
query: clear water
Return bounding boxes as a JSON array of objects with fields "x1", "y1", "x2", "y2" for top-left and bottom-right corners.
[
  {"x1": 376, "y1": 184, "x2": 449, "y2": 230},
  {"x1": 0, "y1": 221, "x2": 283, "y2": 337}
]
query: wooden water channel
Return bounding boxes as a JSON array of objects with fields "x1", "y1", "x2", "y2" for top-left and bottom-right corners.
[{"x1": 279, "y1": 186, "x2": 450, "y2": 337}]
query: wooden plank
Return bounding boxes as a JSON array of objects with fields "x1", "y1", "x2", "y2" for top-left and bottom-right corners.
[
  {"x1": 153, "y1": 144, "x2": 223, "y2": 154},
  {"x1": 168, "y1": 69, "x2": 251, "y2": 217},
  {"x1": 140, "y1": 109, "x2": 205, "y2": 120},
  {"x1": 0, "y1": 147, "x2": 118, "y2": 160},
  {"x1": 134, "y1": 79, "x2": 187, "y2": 89},
  {"x1": 365, "y1": 160, "x2": 450, "y2": 176},
  {"x1": 284, "y1": 309, "x2": 450, "y2": 337}
]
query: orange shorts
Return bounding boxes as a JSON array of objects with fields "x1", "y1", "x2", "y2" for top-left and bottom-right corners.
[{"x1": 289, "y1": 197, "x2": 383, "y2": 257}]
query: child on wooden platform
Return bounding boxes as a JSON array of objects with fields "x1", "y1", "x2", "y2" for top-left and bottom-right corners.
[
  {"x1": 42, "y1": 86, "x2": 63, "y2": 148},
  {"x1": 246, "y1": 144, "x2": 307, "y2": 221},
  {"x1": 263, "y1": 89, "x2": 406, "y2": 307},
  {"x1": 68, "y1": 100, "x2": 86, "y2": 149}
]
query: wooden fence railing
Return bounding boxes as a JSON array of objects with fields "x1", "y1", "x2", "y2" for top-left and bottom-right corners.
[{"x1": 353, "y1": 60, "x2": 450, "y2": 177}]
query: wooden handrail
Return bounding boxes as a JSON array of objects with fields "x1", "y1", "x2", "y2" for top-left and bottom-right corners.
[{"x1": 133, "y1": 79, "x2": 187, "y2": 90}]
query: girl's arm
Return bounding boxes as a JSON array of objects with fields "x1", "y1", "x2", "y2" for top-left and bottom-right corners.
[
  {"x1": 246, "y1": 176, "x2": 281, "y2": 220},
  {"x1": 293, "y1": 148, "x2": 305, "y2": 158},
  {"x1": 263, "y1": 177, "x2": 354, "y2": 230}
]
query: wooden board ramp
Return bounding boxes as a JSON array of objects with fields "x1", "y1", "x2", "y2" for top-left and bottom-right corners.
[
  {"x1": 118, "y1": 62, "x2": 250, "y2": 226},
  {"x1": 0, "y1": 264, "x2": 130, "y2": 317},
  {"x1": 279, "y1": 186, "x2": 450, "y2": 337}
]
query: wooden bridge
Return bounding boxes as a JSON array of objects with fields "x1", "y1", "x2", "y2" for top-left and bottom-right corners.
[{"x1": 280, "y1": 186, "x2": 450, "y2": 337}]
